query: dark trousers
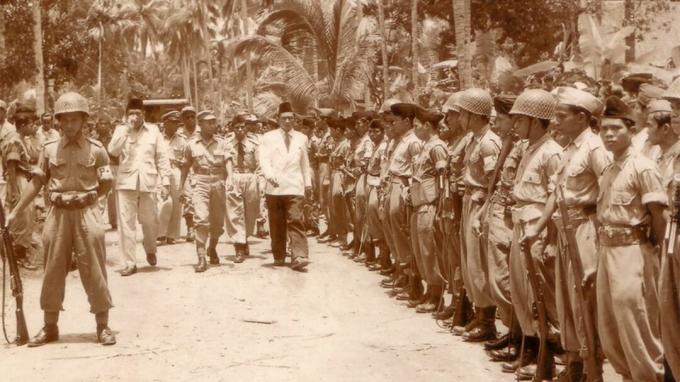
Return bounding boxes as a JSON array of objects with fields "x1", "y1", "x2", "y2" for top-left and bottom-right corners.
[{"x1": 266, "y1": 195, "x2": 308, "y2": 261}]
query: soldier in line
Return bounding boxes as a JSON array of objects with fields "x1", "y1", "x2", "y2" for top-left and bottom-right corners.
[
  {"x1": 108, "y1": 98, "x2": 172, "y2": 276},
  {"x1": 225, "y1": 114, "x2": 260, "y2": 263},
  {"x1": 179, "y1": 110, "x2": 232, "y2": 272},
  {"x1": 157, "y1": 111, "x2": 186, "y2": 245},
  {"x1": 180, "y1": 106, "x2": 199, "y2": 242},
  {"x1": 8, "y1": 92, "x2": 116, "y2": 346},
  {"x1": 321, "y1": 117, "x2": 350, "y2": 248},
  {"x1": 364, "y1": 118, "x2": 390, "y2": 271}
]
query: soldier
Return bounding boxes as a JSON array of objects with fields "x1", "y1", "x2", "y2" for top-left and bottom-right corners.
[
  {"x1": 364, "y1": 119, "x2": 390, "y2": 271},
  {"x1": 409, "y1": 107, "x2": 447, "y2": 313},
  {"x1": 225, "y1": 114, "x2": 260, "y2": 263},
  {"x1": 108, "y1": 98, "x2": 172, "y2": 276},
  {"x1": 315, "y1": 110, "x2": 336, "y2": 240},
  {"x1": 338, "y1": 117, "x2": 362, "y2": 253},
  {"x1": 321, "y1": 117, "x2": 351, "y2": 248},
  {"x1": 453, "y1": 88, "x2": 501, "y2": 342},
  {"x1": 180, "y1": 106, "x2": 200, "y2": 242},
  {"x1": 93, "y1": 113, "x2": 118, "y2": 230},
  {"x1": 157, "y1": 111, "x2": 186, "y2": 245},
  {"x1": 660, "y1": 79, "x2": 680, "y2": 380},
  {"x1": 595, "y1": 96, "x2": 666, "y2": 381},
  {"x1": 0, "y1": 100, "x2": 16, "y2": 200},
  {"x1": 3, "y1": 103, "x2": 40, "y2": 270},
  {"x1": 506, "y1": 90, "x2": 562, "y2": 378},
  {"x1": 179, "y1": 110, "x2": 233, "y2": 272},
  {"x1": 7, "y1": 92, "x2": 116, "y2": 346},
  {"x1": 522, "y1": 87, "x2": 610, "y2": 380},
  {"x1": 384, "y1": 103, "x2": 423, "y2": 304},
  {"x1": 36, "y1": 112, "x2": 60, "y2": 145}
]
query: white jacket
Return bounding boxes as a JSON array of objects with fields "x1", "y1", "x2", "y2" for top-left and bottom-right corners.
[{"x1": 258, "y1": 128, "x2": 312, "y2": 196}]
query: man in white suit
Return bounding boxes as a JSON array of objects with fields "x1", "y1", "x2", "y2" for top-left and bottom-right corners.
[
  {"x1": 108, "y1": 98, "x2": 172, "y2": 276},
  {"x1": 259, "y1": 102, "x2": 313, "y2": 271}
]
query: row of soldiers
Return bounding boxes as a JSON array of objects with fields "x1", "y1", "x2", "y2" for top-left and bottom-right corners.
[{"x1": 306, "y1": 78, "x2": 680, "y2": 381}]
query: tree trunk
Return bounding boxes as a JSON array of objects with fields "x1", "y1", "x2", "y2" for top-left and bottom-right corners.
[
  {"x1": 453, "y1": 0, "x2": 473, "y2": 89},
  {"x1": 240, "y1": 0, "x2": 254, "y2": 113},
  {"x1": 32, "y1": 1, "x2": 45, "y2": 114},
  {"x1": 192, "y1": 56, "x2": 200, "y2": 109},
  {"x1": 0, "y1": 10, "x2": 6, "y2": 53},
  {"x1": 410, "y1": 0, "x2": 418, "y2": 93},
  {"x1": 183, "y1": 54, "x2": 192, "y2": 105},
  {"x1": 624, "y1": 0, "x2": 635, "y2": 63},
  {"x1": 377, "y1": 0, "x2": 390, "y2": 101},
  {"x1": 356, "y1": 2, "x2": 370, "y2": 110}
]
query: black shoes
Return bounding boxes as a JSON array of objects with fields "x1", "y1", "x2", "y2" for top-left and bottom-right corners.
[
  {"x1": 97, "y1": 326, "x2": 116, "y2": 346},
  {"x1": 208, "y1": 247, "x2": 220, "y2": 265},
  {"x1": 146, "y1": 252, "x2": 157, "y2": 266},
  {"x1": 120, "y1": 265, "x2": 137, "y2": 276},
  {"x1": 27, "y1": 325, "x2": 59, "y2": 347},
  {"x1": 195, "y1": 257, "x2": 207, "y2": 273},
  {"x1": 274, "y1": 259, "x2": 286, "y2": 267},
  {"x1": 291, "y1": 258, "x2": 310, "y2": 272}
]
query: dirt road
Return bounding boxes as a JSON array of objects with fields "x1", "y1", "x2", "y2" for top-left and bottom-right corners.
[{"x1": 1, "y1": 230, "x2": 616, "y2": 381}]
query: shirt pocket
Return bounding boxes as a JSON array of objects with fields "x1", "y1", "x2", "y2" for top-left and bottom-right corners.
[
  {"x1": 565, "y1": 163, "x2": 588, "y2": 190},
  {"x1": 49, "y1": 156, "x2": 68, "y2": 179},
  {"x1": 611, "y1": 190, "x2": 635, "y2": 206}
]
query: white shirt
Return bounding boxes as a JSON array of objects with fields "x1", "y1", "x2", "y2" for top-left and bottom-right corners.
[{"x1": 259, "y1": 128, "x2": 312, "y2": 196}]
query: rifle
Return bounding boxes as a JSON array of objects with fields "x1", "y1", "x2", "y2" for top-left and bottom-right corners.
[
  {"x1": 0, "y1": 199, "x2": 29, "y2": 346},
  {"x1": 555, "y1": 186, "x2": 603, "y2": 381},
  {"x1": 519, "y1": 224, "x2": 550, "y2": 382},
  {"x1": 487, "y1": 135, "x2": 515, "y2": 197},
  {"x1": 664, "y1": 174, "x2": 680, "y2": 257}
]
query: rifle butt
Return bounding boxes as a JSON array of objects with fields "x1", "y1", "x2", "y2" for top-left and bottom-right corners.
[{"x1": 14, "y1": 296, "x2": 29, "y2": 346}]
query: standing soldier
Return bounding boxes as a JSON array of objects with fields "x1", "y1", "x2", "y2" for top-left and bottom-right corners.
[
  {"x1": 522, "y1": 87, "x2": 610, "y2": 380},
  {"x1": 409, "y1": 107, "x2": 448, "y2": 313},
  {"x1": 322, "y1": 117, "x2": 351, "y2": 248},
  {"x1": 225, "y1": 114, "x2": 260, "y2": 263},
  {"x1": 157, "y1": 111, "x2": 186, "y2": 245},
  {"x1": 108, "y1": 98, "x2": 172, "y2": 276},
  {"x1": 179, "y1": 110, "x2": 232, "y2": 272},
  {"x1": 36, "y1": 112, "x2": 60, "y2": 145},
  {"x1": 180, "y1": 106, "x2": 199, "y2": 242},
  {"x1": 3, "y1": 103, "x2": 40, "y2": 270},
  {"x1": 454, "y1": 89, "x2": 501, "y2": 342},
  {"x1": 506, "y1": 90, "x2": 562, "y2": 378},
  {"x1": 93, "y1": 113, "x2": 118, "y2": 230},
  {"x1": 595, "y1": 96, "x2": 666, "y2": 381},
  {"x1": 8, "y1": 92, "x2": 116, "y2": 346},
  {"x1": 0, "y1": 100, "x2": 16, "y2": 201},
  {"x1": 364, "y1": 119, "x2": 390, "y2": 271},
  {"x1": 315, "y1": 113, "x2": 336, "y2": 240},
  {"x1": 660, "y1": 79, "x2": 680, "y2": 380}
]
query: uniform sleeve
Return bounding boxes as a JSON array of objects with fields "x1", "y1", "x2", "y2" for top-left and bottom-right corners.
[
  {"x1": 32, "y1": 146, "x2": 49, "y2": 186},
  {"x1": 94, "y1": 145, "x2": 113, "y2": 182},
  {"x1": 638, "y1": 166, "x2": 668, "y2": 206},
  {"x1": 107, "y1": 124, "x2": 128, "y2": 156},
  {"x1": 430, "y1": 145, "x2": 449, "y2": 171},
  {"x1": 407, "y1": 139, "x2": 423, "y2": 162},
  {"x1": 543, "y1": 151, "x2": 561, "y2": 189},
  {"x1": 481, "y1": 139, "x2": 501, "y2": 174},
  {"x1": 3, "y1": 137, "x2": 22, "y2": 163},
  {"x1": 154, "y1": 130, "x2": 172, "y2": 186},
  {"x1": 590, "y1": 145, "x2": 612, "y2": 177}
]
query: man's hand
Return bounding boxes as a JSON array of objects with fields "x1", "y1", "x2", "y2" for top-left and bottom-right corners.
[
  {"x1": 471, "y1": 216, "x2": 482, "y2": 237},
  {"x1": 305, "y1": 186, "x2": 313, "y2": 198},
  {"x1": 267, "y1": 176, "x2": 279, "y2": 187},
  {"x1": 582, "y1": 268, "x2": 596, "y2": 291},
  {"x1": 520, "y1": 225, "x2": 541, "y2": 248},
  {"x1": 226, "y1": 177, "x2": 235, "y2": 193},
  {"x1": 160, "y1": 185, "x2": 170, "y2": 201}
]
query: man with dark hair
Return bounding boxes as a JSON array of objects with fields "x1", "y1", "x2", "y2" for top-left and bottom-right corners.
[
  {"x1": 0, "y1": 100, "x2": 16, "y2": 203},
  {"x1": 595, "y1": 96, "x2": 666, "y2": 381},
  {"x1": 180, "y1": 105, "x2": 199, "y2": 242},
  {"x1": 108, "y1": 97, "x2": 172, "y2": 276},
  {"x1": 157, "y1": 111, "x2": 186, "y2": 246},
  {"x1": 93, "y1": 113, "x2": 118, "y2": 230},
  {"x1": 36, "y1": 112, "x2": 60, "y2": 145},
  {"x1": 364, "y1": 118, "x2": 389, "y2": 271},
  {"x1": 321, "y1": 117, "x2": 351, "y2": 248},
  {"x1": 258, "y1": 102, "x2": 312, "y2": 271}
]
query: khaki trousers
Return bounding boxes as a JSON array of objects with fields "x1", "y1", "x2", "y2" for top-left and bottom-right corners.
[
  {"x1": 660, "y1": 248, "x2": 680, "y2": 379},
  {"x1": 411, "y1": 203, "x2": 443, "y2": 286},
  {"x1": 460, "y1": 194, "x2": 494, "y2": 308},
  {"x1": 158, "y1": 167, "x2": 182, "y2": 240},
  {"x1": 192, "y1": 176, "x2": 226, "y2": 255},
  {"x1": 225, "y1": 173, "x2": 260, "y2": 244},
  {"x1": 387, "y1": 182, "x2": 413, "y2": 264},
  {"x1": 485, "y1": 202, "x2": 514, "y2": 326}
]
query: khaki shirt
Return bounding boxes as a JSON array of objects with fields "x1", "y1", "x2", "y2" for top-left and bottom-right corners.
[
  {"x1": 512, "y1": 135, "x2": 562, "y2": 221},
  {"x1": 387, "y1": 129, "x2": 422, "y2": 178},
  {"x1": 597, "y1": 148, "x2": 667, "y2": 227},
  {"x1": 551, "y1": 128, "x2": 611, "y2": 208},
  {"x1": 2, "y1": 132, "x2": 34, "y2": 176},
  {"x1": 493, "y1": 141, "x2": 524, "y2": 194},
  {"x1": 165, "y1": 132, "x2": 188, "y2": 167},
  {"x1": 462, "y1": 126, "x2": 501, "y2": 190},
  {"x1": 448, "y1": 132, "x2": 473, "y2": 191},
  {"x1": 331, "y1": 137, "x2": 350, "y2": 168},
  {"x1": 227, "y1": 136, "x2": 259, "y2": 173},
  {"x1": 656, "y1": 140, "x2": 680, "y2": 200},
  {"x1": 413, "y1": 136, "x2": 448, "y2": 181},
  {"x1": 183, "y1": 136, "x2": 231, "y2": 176},
  {"x1": 351, "y1": 133, "x2": 374, "y2": 168},
  {"x1": 37, "y1": 135, "x2": 110, "y2": 193},
  {"x1": 367, "y1": 139, "x2": 387, "y2": 177}
]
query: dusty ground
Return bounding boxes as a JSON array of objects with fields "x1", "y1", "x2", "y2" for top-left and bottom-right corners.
[{"x1": 1, "y1": 228, "x2": 617, "y2": 382}]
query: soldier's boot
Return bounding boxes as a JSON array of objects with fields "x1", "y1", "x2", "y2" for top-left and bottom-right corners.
[
  {"x1": 417, "y1": 284, "x2": 443, "y2": 313},
  {"x1": 195, "y1": 254, "x2": 207, "y2": 273},
  {"x1": 380, "y1": 262, "x2": 400, "y2": 287},
  {"x1": 185, "y1": 216, "x2": 195, "y2": 242},
  {"x1": 489, "y1": 326, "x2": 522, "y2": 362},
  {"x1": 244, "y1": 243, "x2": 250, "y2": 256},
  {"x1": 208, "y1": 245, "x2": 220, "y2": 265},
  {"x1": 555, "y1": 354, "x2": 584, "y2": 382},
  {"x1": 517, "y1": 343, "x2": 556, "y2": 381},
  {"x1": 464, "y1": 306, "x2": 498, "y2": 342},
  {"x1": 233, "y1": 244, "x2": 245, "y2": 263},
  {"x1": 402, "y1": 274, "x2": 424, "y2": 303},
  {"x1": 27, "y1": 324, "x2": 59, "y2": 347},
  {"x1": 408, "y1": 283, "x2": 430, "y2": 308},
  {"x1": 364, "y1": 242, "x2": 377, "y2": 266},
  {"x1": 340, "y1": 238, "x2": 354, "y2": 251},
  {"x1": 452, "y1": 291, "x2": 476, "y2": 335},
  {"x1": 95, "y1": 311, "x2": 116, "y2": 346},
  {"x1": 256, "y1": 220, "x2": 268, "y2": 238},
  {"x1": 502, "y1": 336, "x2": 538, "y2": 373}
]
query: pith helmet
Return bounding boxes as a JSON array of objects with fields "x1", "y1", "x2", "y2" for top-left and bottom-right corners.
[
  {"x1": 456, "y1": 88, "x2": 493, "y2": 117},
  {"x1": 510, "y1": 89, "x2": 557, "y2": 120},
  {"x1": 54, "y1": 92, "x2": 90, "y2": 117},
  {"x1": 664, "y1": 78, "x2": 680, "y2": 101}
]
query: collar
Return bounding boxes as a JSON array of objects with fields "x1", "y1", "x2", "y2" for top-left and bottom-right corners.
[
  {"x1": 612, "y1": 147, "x2": 634, "y2": 169},
  {"x1": 567, "y1": 127, "x2": 590, "y2": 149},
  {"x1": 526, "y1": 133, "x2": 550, "y2": 153},
  {"x1": 279, "y1": 128, "x2": 293, "y2": 137},
  {"x1": 199, "y1": 136, "x2": 216, "y2": 146},
  {"x1": 661, "y1": 139, "x2": 680, "y2": 161},
  {"x1": 62, "y1": 133, "x2": 87, "y2": 148}
]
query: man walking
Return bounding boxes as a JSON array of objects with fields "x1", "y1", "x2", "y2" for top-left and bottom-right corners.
[
  {"x1": 157, "y1": 111, "x2": 186, "y2": 245},
  {"x1": 108, "y1": 98, "x2": 171, "y2": 276},
  {"x1": 259, "y1": 102, "x2": 313, "y2": 271}
]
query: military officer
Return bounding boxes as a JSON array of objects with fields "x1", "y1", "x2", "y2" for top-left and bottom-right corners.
[
  {"x1": 595, "y1": 96, "x2": 666, "y2": 381},
  {"x1": 93, "y1": 113, "x2": 118, "y2": 230},
  {"x1": 454, "y1": 89, "x2": 501, "y2": 341},
  {"x1": 364, "y1": 118, "x2": 390, "y2": 271},
  {"x1": 179, "y1": 110, "x2": 233, "y2": 272},
  {"x1": 108, "y1": 98, "x2": 172, "y2": 276},
  {"x1": 157, "y1": 111, "x2": 186, "y2": 245},
  {"x1": 180, "y1": 105, "x2": 200, "y2": 242},
  {"x1": 225, "y1": 114, "x2": 260, "y2": 263},
  {"x1": 8, "y1": 92, "x2": 116, "y2": 346},
  {"x1": 323, "y1": 117, "x2": 351, "y2": 248}
]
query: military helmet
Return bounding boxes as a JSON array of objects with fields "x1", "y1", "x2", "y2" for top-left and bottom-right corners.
[
  {"x1": 510, "y1": 89, "x2": 557, "y2": 120},
  {"x1": 442, "y1": 92, "x2": 462, "y2": 113},
  {"x1": 456, "y1": 88, "x2": 493, "y2": 117},
  {"x1": 664, "y1": 77, "x2": 680, "y2": 101},
  {"x1": 54, "y1": 92, "x2": 90, "y2": 117}
]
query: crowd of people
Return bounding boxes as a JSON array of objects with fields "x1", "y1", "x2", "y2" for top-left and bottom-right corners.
[{"x1": 1, "y1": 71, "x2": 680, "y2": 382}]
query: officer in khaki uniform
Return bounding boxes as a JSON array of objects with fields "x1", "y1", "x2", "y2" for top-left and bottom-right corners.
[
  {"x1": 225, "y1": 114, "x2": 260, "y2": 263},
  {"x1": 660, "y1": 79, "x2": 680, "y2": 380},
  {"x1": 523, "y1": 87, "x2": 610, "y2": 379},
  {"x1": 595, "y1": 96, "x2": 666, "y2": 381},
  {"x1": 180, "y1": 106, "x2": 200, "y2": 242},
  {"x1": 364, "y1": 119, "x2": 390, "y2": 270},
  {"x1": 454, "y1": 88, "x2": 501, "y2": 341},
  {"x1": 409, "y1": 107, "x2": 448, "y2": 313},
  {"x1": 108, "y1": 98, "x2": 172, "y2": 276},
  {"x1": 180, "y1": 110, "x2": 232, "y2": 272},
  {"x1": 8, "y1": 92, "x2": 116, "y2": 346},
  {"x1": 324, "y1": 117, "x2": 351, "y2": 247},
  {"x1": 157, "y1": 111, "x2": 186, "y2": 245}
]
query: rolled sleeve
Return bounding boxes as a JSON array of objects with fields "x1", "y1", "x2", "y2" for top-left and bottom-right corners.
[{"x1": 639, "y1": 168, "x2": 668, "y2": 206}]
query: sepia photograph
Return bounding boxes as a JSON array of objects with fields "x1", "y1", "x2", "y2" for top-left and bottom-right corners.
[{"x1": 1, "y1": 0, "x2": 680, "y2": 381}]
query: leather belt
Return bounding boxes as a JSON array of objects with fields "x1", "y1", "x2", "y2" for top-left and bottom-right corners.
[
  {"x1": 193, "y1": 168, "x2": 226, "y2": 177},
  {"x1": 389, "y1": 174, "x2": 409, "y2": 186},
  {"x1": 233, "y1": 168, "x2": 255, "y2": 174},
  {"x1": 553, "y1": 205, "x2": 596, "y2": 224},
  {"x1": 598, "y1": 224, "x2": 649, "y2": 247},
  {"x1": 49, "y1": 191, "x2": 98, "y2": 210}
]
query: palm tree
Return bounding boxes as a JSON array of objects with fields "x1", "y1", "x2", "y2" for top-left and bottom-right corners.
[
  {"x1": 32, "y1": 0, "x2": 45, "y2": 113},
  {"x1": 453, "y1": 0, "x2": 472, "y2": 88},
  {"x1": 376, "y1": 0, "x2": 389, "y2": 99},
  {"x1": 234, "y1": 0, "x2": 377, "y2": 111},
  {"x1": 410, "y1": 0, "x2": 418, "y2": 93}
]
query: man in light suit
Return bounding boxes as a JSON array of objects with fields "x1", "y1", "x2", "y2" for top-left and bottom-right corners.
[
  {"x1": 108, "y1": 98, "x2": 172, "y2": 276},
  {"x1": 259, "y1": 102, "x2": 313, "y2": 271}
]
